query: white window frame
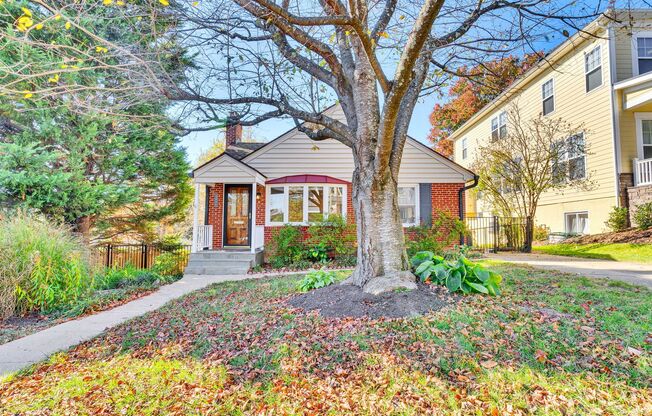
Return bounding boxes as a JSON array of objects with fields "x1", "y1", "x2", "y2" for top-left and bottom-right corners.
[
  {"x1": 584, "y1": 45, "x2": 602, "y2": 93},
  {"x1": 541, "y1": 78, "x2": 555, "y2": 116},
  {"x1": 265, "y1": 183, "x2": 347, "y2": 225},
  {"x1": 553, "y1": 132, "x2": 587, "y2": 183},
  {"x1": 634, "y1": 112, "x2": 652, "y2": 160},
  {"x1": 461, "y1": 138, "x2": 468, "y2": 160},
  {"x1": 491, "y1": 111, "x2": 507, "y2": 141},
  {"x1": 564, "y1": 211, "x2": 589, "y2": 235},
  {"x1": 631, "y1": 31, "x2": 652, "y2": 76},
  {"x1": 398, "y1": 184, "x2": 420, "y2": 227}
]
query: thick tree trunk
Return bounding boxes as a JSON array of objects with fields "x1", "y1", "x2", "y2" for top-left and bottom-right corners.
[
  {"x1": 347, "y1": 168, "x2": 416, "y2": 294},
  {"x1": 74, "y1": 215, "x2": 93, "y2": 243}
]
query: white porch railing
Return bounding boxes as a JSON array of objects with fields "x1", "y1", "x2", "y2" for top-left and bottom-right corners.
[
  {"x1": 195, "y1": 225, "x2": 213, "y2": 252},
  {"x1": 634, "y1": 158, "x2": 652, "y2": 186}
]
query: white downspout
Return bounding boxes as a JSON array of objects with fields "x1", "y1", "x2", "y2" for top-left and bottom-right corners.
[{"x1": 251, "y1": 182, "x2": 257, "y2": 253}]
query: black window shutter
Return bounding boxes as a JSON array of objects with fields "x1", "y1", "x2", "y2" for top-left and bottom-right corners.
[
  {"x1": 204, "y1": 185, "x2": 210, "y2": 225},
  {"x1": 419, "y1": 184, "x2": 432, "y2": 226}
]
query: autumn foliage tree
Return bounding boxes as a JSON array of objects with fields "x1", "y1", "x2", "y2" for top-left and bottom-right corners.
[
  {"x1": 428, "y1": 53, "x2": 541, "y2": 157},
  {"x1": 0, "y1": 0, "x2": 605, "y2": 294}
]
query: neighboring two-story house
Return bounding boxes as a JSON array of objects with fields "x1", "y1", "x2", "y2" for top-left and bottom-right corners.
[{"x1": 449, "y1": 10, "x2": 652, "y2": 235}]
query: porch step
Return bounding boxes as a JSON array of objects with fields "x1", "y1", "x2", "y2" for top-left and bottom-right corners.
[{"x1": 183, "y1": 250, "x2": 263, "y2": 275}]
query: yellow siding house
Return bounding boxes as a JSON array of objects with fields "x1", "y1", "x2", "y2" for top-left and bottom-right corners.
[{"x1": 450, "y1": 10, "x2": 652, "y2": 235}]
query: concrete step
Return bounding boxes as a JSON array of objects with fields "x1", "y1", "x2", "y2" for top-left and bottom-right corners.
[
  {"x1": 186, "y1": 258, "x2": 254, "y2": 265},
  {"x1": 191, "y1": 251, "x2": 256, "y2": 260},
  {"x1": 184, "y1": 266, "x2": 250, "y2": 275}
]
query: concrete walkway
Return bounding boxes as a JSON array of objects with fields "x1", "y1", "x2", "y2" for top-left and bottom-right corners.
[
  {"x1": 0, "y1": 273, "x2": 262, "y2": 377},
  {"x1": 487, "y1": 252, "x2": 652, "y2": 289}
]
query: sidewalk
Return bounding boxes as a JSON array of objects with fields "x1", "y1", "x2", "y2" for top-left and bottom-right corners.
[
  {"x1": 0, "y1": 273, "x2": 259, "y2": 377},
  {"x1": 487, "y1": 252, "x2": 652, "y2": 289}
]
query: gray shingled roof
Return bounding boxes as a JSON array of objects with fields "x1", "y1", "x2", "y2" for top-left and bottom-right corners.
[{"x1": 224, "y1": 142, "x2": 266, "y2": 160}]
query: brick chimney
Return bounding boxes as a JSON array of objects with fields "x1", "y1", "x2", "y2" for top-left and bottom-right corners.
[{"x1": 225, "y1": 112, "x2": 242, "y2": 147}]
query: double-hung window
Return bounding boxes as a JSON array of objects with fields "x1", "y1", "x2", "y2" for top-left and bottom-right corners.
[
  {"x1": 267, "y1": 184, "x2": 346, "y2": 224},
  {"x1": 491, "y1": 111, "x2": 507, "y2": 141},
  {"x1": 398, "y1": 186, "x2": 419, "y2": 226},
  {"x1": 635, "y1": 36, "x2": 652, "y2": 75},
  {"x1": 553, "y1": 133, "x2": 586, "y2": 183},
  {"x1": 461, "y1": 138, "x2": 468, "y2": 160},
  {"x1": 542, "y1": 79, "x2": 554, "y2": 115},
  {"x1": 585, "y1": 46, "x2": 602, "y2": 92}
]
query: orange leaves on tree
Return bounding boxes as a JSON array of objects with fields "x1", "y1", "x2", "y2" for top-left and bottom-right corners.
[{"x1": 427, "y1": 53, "x2": 542, "y2": 158}]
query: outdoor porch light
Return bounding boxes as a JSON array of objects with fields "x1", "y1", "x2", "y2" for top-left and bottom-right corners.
[{"x1": 256, "y1": 191, "x2": 262, "y2": 200}]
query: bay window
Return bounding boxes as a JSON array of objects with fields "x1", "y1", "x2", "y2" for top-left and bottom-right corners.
[{"x1": 267, "y1": 184, "x2": 346, "y2": 224}]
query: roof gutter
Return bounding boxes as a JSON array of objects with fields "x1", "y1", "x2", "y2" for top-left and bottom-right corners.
[{"x1": 459, "y1": 175, "x2": 480, "y2": 245}]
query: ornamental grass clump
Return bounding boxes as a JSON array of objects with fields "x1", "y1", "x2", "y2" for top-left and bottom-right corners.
[{"x1": 0, "y1": 210, "x2": 94, "y2": 319}]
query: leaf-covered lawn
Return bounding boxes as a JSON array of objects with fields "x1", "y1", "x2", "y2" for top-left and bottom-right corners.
[
  {"x1": 533, "y1": 243, "x2": 652, "y2": 264},
  {"x1": 1, "y1": 265, "x2": 650, "y2": 415}
]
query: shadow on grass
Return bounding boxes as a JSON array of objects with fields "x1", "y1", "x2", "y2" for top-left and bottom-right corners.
[{"x1": 2, "y1": 267, "x2": 650, "y2": 414}]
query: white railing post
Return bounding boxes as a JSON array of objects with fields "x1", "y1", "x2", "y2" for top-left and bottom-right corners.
[
  {"x1": 191, "y1": 183, "x2": 200, "y2": 253},
  {"x1": 634, "y1": 158, "x2": 640, "y2": 186},
  {"x1": 251, "y1": 183, "x2": 257, "y2": 253}
]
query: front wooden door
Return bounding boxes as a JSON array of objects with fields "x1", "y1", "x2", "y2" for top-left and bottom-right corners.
[{"x1": 224, "y1": 185, "x2": 251, "y2": 246}]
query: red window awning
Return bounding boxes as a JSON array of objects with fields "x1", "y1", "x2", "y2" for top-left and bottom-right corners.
[{"x1": 266, "y1": 174, "x2": 350, "y2": 185}]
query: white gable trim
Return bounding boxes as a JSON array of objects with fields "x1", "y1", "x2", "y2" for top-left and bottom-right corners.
[
  {"x1": 193, "y1": 154, "x2": 266, "y2": 184},
  {"x1": 406, "y1": 137, "x2": 476, "y2": 180}
]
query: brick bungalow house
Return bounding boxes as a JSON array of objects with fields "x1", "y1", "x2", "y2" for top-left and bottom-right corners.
[{"x1": 186, "y1": 106, "x2": 477, "y2": 274}]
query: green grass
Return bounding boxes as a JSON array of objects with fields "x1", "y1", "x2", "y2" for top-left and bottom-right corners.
[
  {"x1": 1, "y1": 267, "x2": 650, "y2": 415},
  {"x1": 533, "y1": 242, "x2": 652, "y2": 263}
]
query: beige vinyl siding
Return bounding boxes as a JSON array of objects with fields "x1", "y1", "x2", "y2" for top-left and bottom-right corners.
[
  {"x1": 244, "y1": 133, "x2": 469, "y2": 183},
  {"x1": 194, "y1": 157, "x2": 258, "y2": 184},
  {"x1": 453, "y1": 32, "x2": 618, "y2": 233}
]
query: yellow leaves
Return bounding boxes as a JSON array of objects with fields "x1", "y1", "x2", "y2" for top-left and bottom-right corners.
[
  {"x1": 22, "y1": 90, "x2": 33, "y2": 99},
  {"x1": 117, "y1": 0, "x2": 125, "y2": 5},
  {"x1": 192, "y1": 1, "x2": 199, "y2": 6},
  {"x1": 15, "y1": 8, "x2": 33, "y2": 32},
  {"x1": 103, "y1": 0, "x2": 113, "y2": 5},
  {"x1": 378, "y1": 31, "x2": 389, "y2": 39},
  {"x1": 159, "y1": 0, "x2": 169, "y2": 6},
  {"x1": 399, "y1": 15, "x2": 405, "y2": 20},
  {"x1": 35, "y1": 23, "x2": 44, "y2": 30},
  {"x1": 95, "y1": 46, "x2": 108, "y2": 53},
  {"x1": 60, "y1": 64, "x2": 68, "y2": 69},
  {"x1": 48, "y1": 74, "x2": 60, "y2": 83},
  {"x1": 65, "y1": 21, "x2": 72, "y2": 30},
  {"x1": 16, "y1": 16, "x2": 33, "y2": 32},
  {"x1": 54, "y1": 14, "x2": 62, "y2": 20}
]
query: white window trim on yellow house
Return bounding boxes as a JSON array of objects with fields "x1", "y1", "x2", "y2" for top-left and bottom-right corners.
[
  {"x1": 631, "y1": 31, "x2": 652, "y2": 76},
  {"x1": 634, "y1": 112, "x2": 652, "y2": 159}
]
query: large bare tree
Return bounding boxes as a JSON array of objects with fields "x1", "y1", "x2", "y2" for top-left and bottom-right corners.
[{"x1": 1, "y1": 0, "x2": 608, "y2": 293}]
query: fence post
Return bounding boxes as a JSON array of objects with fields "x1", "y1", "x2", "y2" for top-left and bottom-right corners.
[
  {"x1": 141, "y1": 244, "x2": 148, "y2": 269},
  {"x1": 493, "y1": 216, "x2": 499, "y2": 253},
  {"x1": 106, "y1": 244, "x2": 113, "y2": 268}
]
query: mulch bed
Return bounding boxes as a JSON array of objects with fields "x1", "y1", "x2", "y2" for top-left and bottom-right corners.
[
  {"x1": 561, "y1": 227, "x2": 652, "y2": 244},
  {"x1": 288, "y1": 282, "x2": 458, "y2": 319}
]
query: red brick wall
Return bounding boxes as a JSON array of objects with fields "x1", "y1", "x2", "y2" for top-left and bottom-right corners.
[
  {"x1": 256, "y1": 184, "x2": 265, "y2": 226},
  {"x1": 206, "y1": 184, "x2": 224, "y2": 249},
  {"x1": 432, "y1": 183, "x2": 464, "y2": 218},
  {"x1": 211, "y1": 182, "x2": 464, "y2": 250}
]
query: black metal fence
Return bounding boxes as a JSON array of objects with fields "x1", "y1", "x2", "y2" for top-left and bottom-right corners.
[
  {"x1": 464, "y1": 216, "x2": 529, "y2": 252},
  {"x1": 91, "y1": 244, "x2": 192, "y2": 274}
]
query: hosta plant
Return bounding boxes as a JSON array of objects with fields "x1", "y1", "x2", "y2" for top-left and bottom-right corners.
[
  {"x1": 411, "y1": 251, "x2": 502, "y2": 295},
  {"x1": 297, "y1": 268, "x2": 336, "y2": 292}
]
